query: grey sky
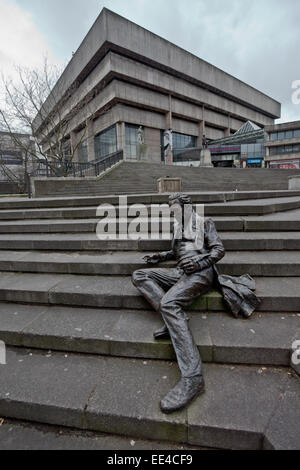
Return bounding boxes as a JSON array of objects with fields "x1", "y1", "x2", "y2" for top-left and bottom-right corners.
[{"x1": 2, "y1": 0, "x2": 300, "y2": 122}]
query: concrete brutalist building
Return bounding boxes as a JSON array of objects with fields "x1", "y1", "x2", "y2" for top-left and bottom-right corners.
[
  {"x1": 34, "y1": 8, "x2": 281, "y2": 165},
  {"x1": 264, "y1": 120, "x2": 300, "y2": 169}
]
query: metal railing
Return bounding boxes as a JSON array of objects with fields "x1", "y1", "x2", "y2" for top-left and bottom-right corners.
[
  {"x1": 31, "y1": 150, "x2": 123, "y2": 178},
  {"x1": 26, "y1": 150, "x2": 123, "y2": 198}
]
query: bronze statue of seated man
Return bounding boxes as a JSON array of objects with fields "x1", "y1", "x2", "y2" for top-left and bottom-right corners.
[{"x1": 132, "y1": 193, "x2": 260, "y2": 414}]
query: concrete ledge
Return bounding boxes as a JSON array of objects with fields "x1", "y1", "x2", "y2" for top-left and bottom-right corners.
[
  {"x1": 31, "y1": 161, "x2": 123, "y2": 198},
  {"x1": 289, "y1": 175, "x2": 300, "y2": 190},
  {"x1": 0, "y1": 303, "x2": 298, "y2": 366}
]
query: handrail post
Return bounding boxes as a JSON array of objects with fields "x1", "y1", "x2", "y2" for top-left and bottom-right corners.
[{"x1": 26, "y1": 171, "x2": 31, "y2": 199}]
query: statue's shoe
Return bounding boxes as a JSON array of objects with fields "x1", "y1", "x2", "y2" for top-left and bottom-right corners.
[
  {"x1": 153, "y1": 325, "x2": 170, "y2": 340},
  {"x1": 160, "y1": 376, "x2": 205, "y2": 414}
]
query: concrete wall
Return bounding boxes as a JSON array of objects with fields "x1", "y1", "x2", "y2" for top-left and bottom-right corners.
[
  {"x1": 265, "y1": 120, "x2": 300, "y2": 132},
  {"x1": 0, "y1": 182, "x2": 21, "y2": 194},
  {"x1": 206, "y1": 127, "x2": 225, "y2": 140},
  {"x1": 144, "y1": 127, "x2": 161, "y2": 163},
  {"x1": 265, "y1": 153, "x2": 300, "y2": 163},
  {"x1": 104, "y1": 10, "x2": 280, "y2": 118},
  {"x1": 47, "y1": 51, "x2": 277, "y2": 137}
]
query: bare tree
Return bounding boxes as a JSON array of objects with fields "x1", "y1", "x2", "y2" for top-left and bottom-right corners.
[{"x1": 0, "y1": 57, "x2": 91, "y2": 179}]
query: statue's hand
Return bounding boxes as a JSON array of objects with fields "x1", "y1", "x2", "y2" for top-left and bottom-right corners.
[
  {"x1": 143, "y1": 253, "x2": 161, "y2": 265},
  {"x1": 178, "y1": 257, "x2": 199, "y2": 274}
]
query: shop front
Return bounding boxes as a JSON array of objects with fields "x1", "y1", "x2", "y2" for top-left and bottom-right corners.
[
  {"x1": 269, "y1": 159, "x2": 300, "y2": 169},
  {"x1": 210, "y1": 146, "x2": 241, "y2": 168},
  {"x1": 246, "y1": 158, "x2": 264, "y2": 168}
]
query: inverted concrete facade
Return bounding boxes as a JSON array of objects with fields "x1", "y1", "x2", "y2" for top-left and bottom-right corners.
[{"x1": 34, "y1": 8, "x2": 281, "y2": 164}]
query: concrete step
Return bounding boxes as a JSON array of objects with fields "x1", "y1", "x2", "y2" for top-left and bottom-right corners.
[
  {"x1": 0, "y1": 347, "x2": 299, "y2": 449},
  {"x1": 205, "y1": 196, "x2": 300, "y2": 216},
  {"x1": 1, "y1": 303, "x2": 299, "y2": 367},
  {"x1": 0, "y1": 217, "x2": 244, "y2": 233},
  {"x1": 0, "y1": 271, "x2": 298, "y2": 311},
  {"x1": 1, "y1": 211, "x2": 300, "y2": 234},
  {"x1": 0, "y1": 207, "x2": 214, "y2": 222},
  {"x1": 1, "y1": 190, "x2": 300, "y2": 211},
  {"x1": 2, "y1": 197, "x2": 300, "y2": 220},
  {"x1": 0, "y1": 419, "x2": 203, "y2": 450},
  {"x1": 0, "y1": 250, "x2": 300, "y2": 276},
  {"x1": 0, "y1": 232, "x2": 299, "y2": 251}
]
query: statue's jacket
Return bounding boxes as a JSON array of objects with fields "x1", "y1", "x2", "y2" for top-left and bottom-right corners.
[{"x1": 161, "y1": 216, "x2": 261, "y2": 318}]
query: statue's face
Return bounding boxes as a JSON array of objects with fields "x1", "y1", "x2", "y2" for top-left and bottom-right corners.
[
  {"x1": 169, "y1": 197, "x2": 180, "y2": 208},
  {"x1": 169, "y1": 198, "x2": 183, "y2": 218}
]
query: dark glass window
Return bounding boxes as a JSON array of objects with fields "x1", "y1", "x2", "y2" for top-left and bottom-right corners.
[
  {"x1": 160, "y1": 130, "x2": 165, "y2": 162},
  {"x1": 293, "y1": 144, "x2": 300, "y2": 153},
  {"x1": 278, "y1": 132, "x2": 285, "y2": 140},
  {"x1": 269, "y1": 145, "x2": 300, "y2": 156},
  {"x1": 62, "y1": 141, "x2": 71, "y2": 159},
  {"x1": 125, "y1": 124, "x2": 139, "y2": 160},
  {"x1": 294, "y1": 129, "x2": 300, "y2": 138},
  {"x1": 78, "y1": 140, "x2": 88, "y2": 163},
  {"x1": 94, "y1": 125, "x2": 117, "y2": 160},
  {"x1": 173, "y1": 132, "x2": 196, "y2": 149},
  {"x1": 285, "y1": 131, "x2": 293, "y2": 139},
  {"x1": 0, "y1": 151, "x2": 23, "y2": 165},
  {"x1": 270, "y1": 132, "x2": 278, "y2": 141}
]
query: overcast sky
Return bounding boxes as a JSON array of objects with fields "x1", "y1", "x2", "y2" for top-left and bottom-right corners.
[{"x1": 1, "y1": 0, "x2": 300, "y2": 123}]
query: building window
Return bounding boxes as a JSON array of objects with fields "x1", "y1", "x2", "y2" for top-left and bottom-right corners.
[
  {"x1": 173, "y1": 132, "x2": 197, "y2": 149},
  {"x1": 294, "y1": 129, "x2": 300, "y2": 138},
  {"x1": 241, "y1": 142, "x2": 265, "y2": 159},
  {"x1": 94, "y1": 125, "x2": 117, "y2": 160},
  {"x1": 125, "y1": 124, "x2": 139, "y2": 160},
  {"x1": 0, "y1": 151, "x2": 23, "y2": 165},
  {"x1": 62, "y1": 141, "x2": 71, "y2": 160},
  {"x1": 270, "y1": 129, "x2": 300, "y2": 141},
  {"x1": 78, "y1": 140, "x2": 88, "y2": 163},
  {"x1": 294, "y1": 144, "x2": 300, "y2": 153},
  {"x1": 285, "y1": 131, "x2": 293, "y2": 139},
  {"x1": 269, "y1": 144, "x2": 300, "y2": 156}
]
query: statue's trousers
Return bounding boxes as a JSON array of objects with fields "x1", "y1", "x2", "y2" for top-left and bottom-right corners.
[{"x1": 132, "y1": 266, "x2": 214, "y2": 378}]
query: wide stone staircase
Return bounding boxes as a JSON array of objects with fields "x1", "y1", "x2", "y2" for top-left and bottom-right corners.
[
  {"x1": 33, "y1": 161, "x2": 300, "y2": 198},
  {"x1": 0, "y1": 190, "x2": 299, "y2": 450}
]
